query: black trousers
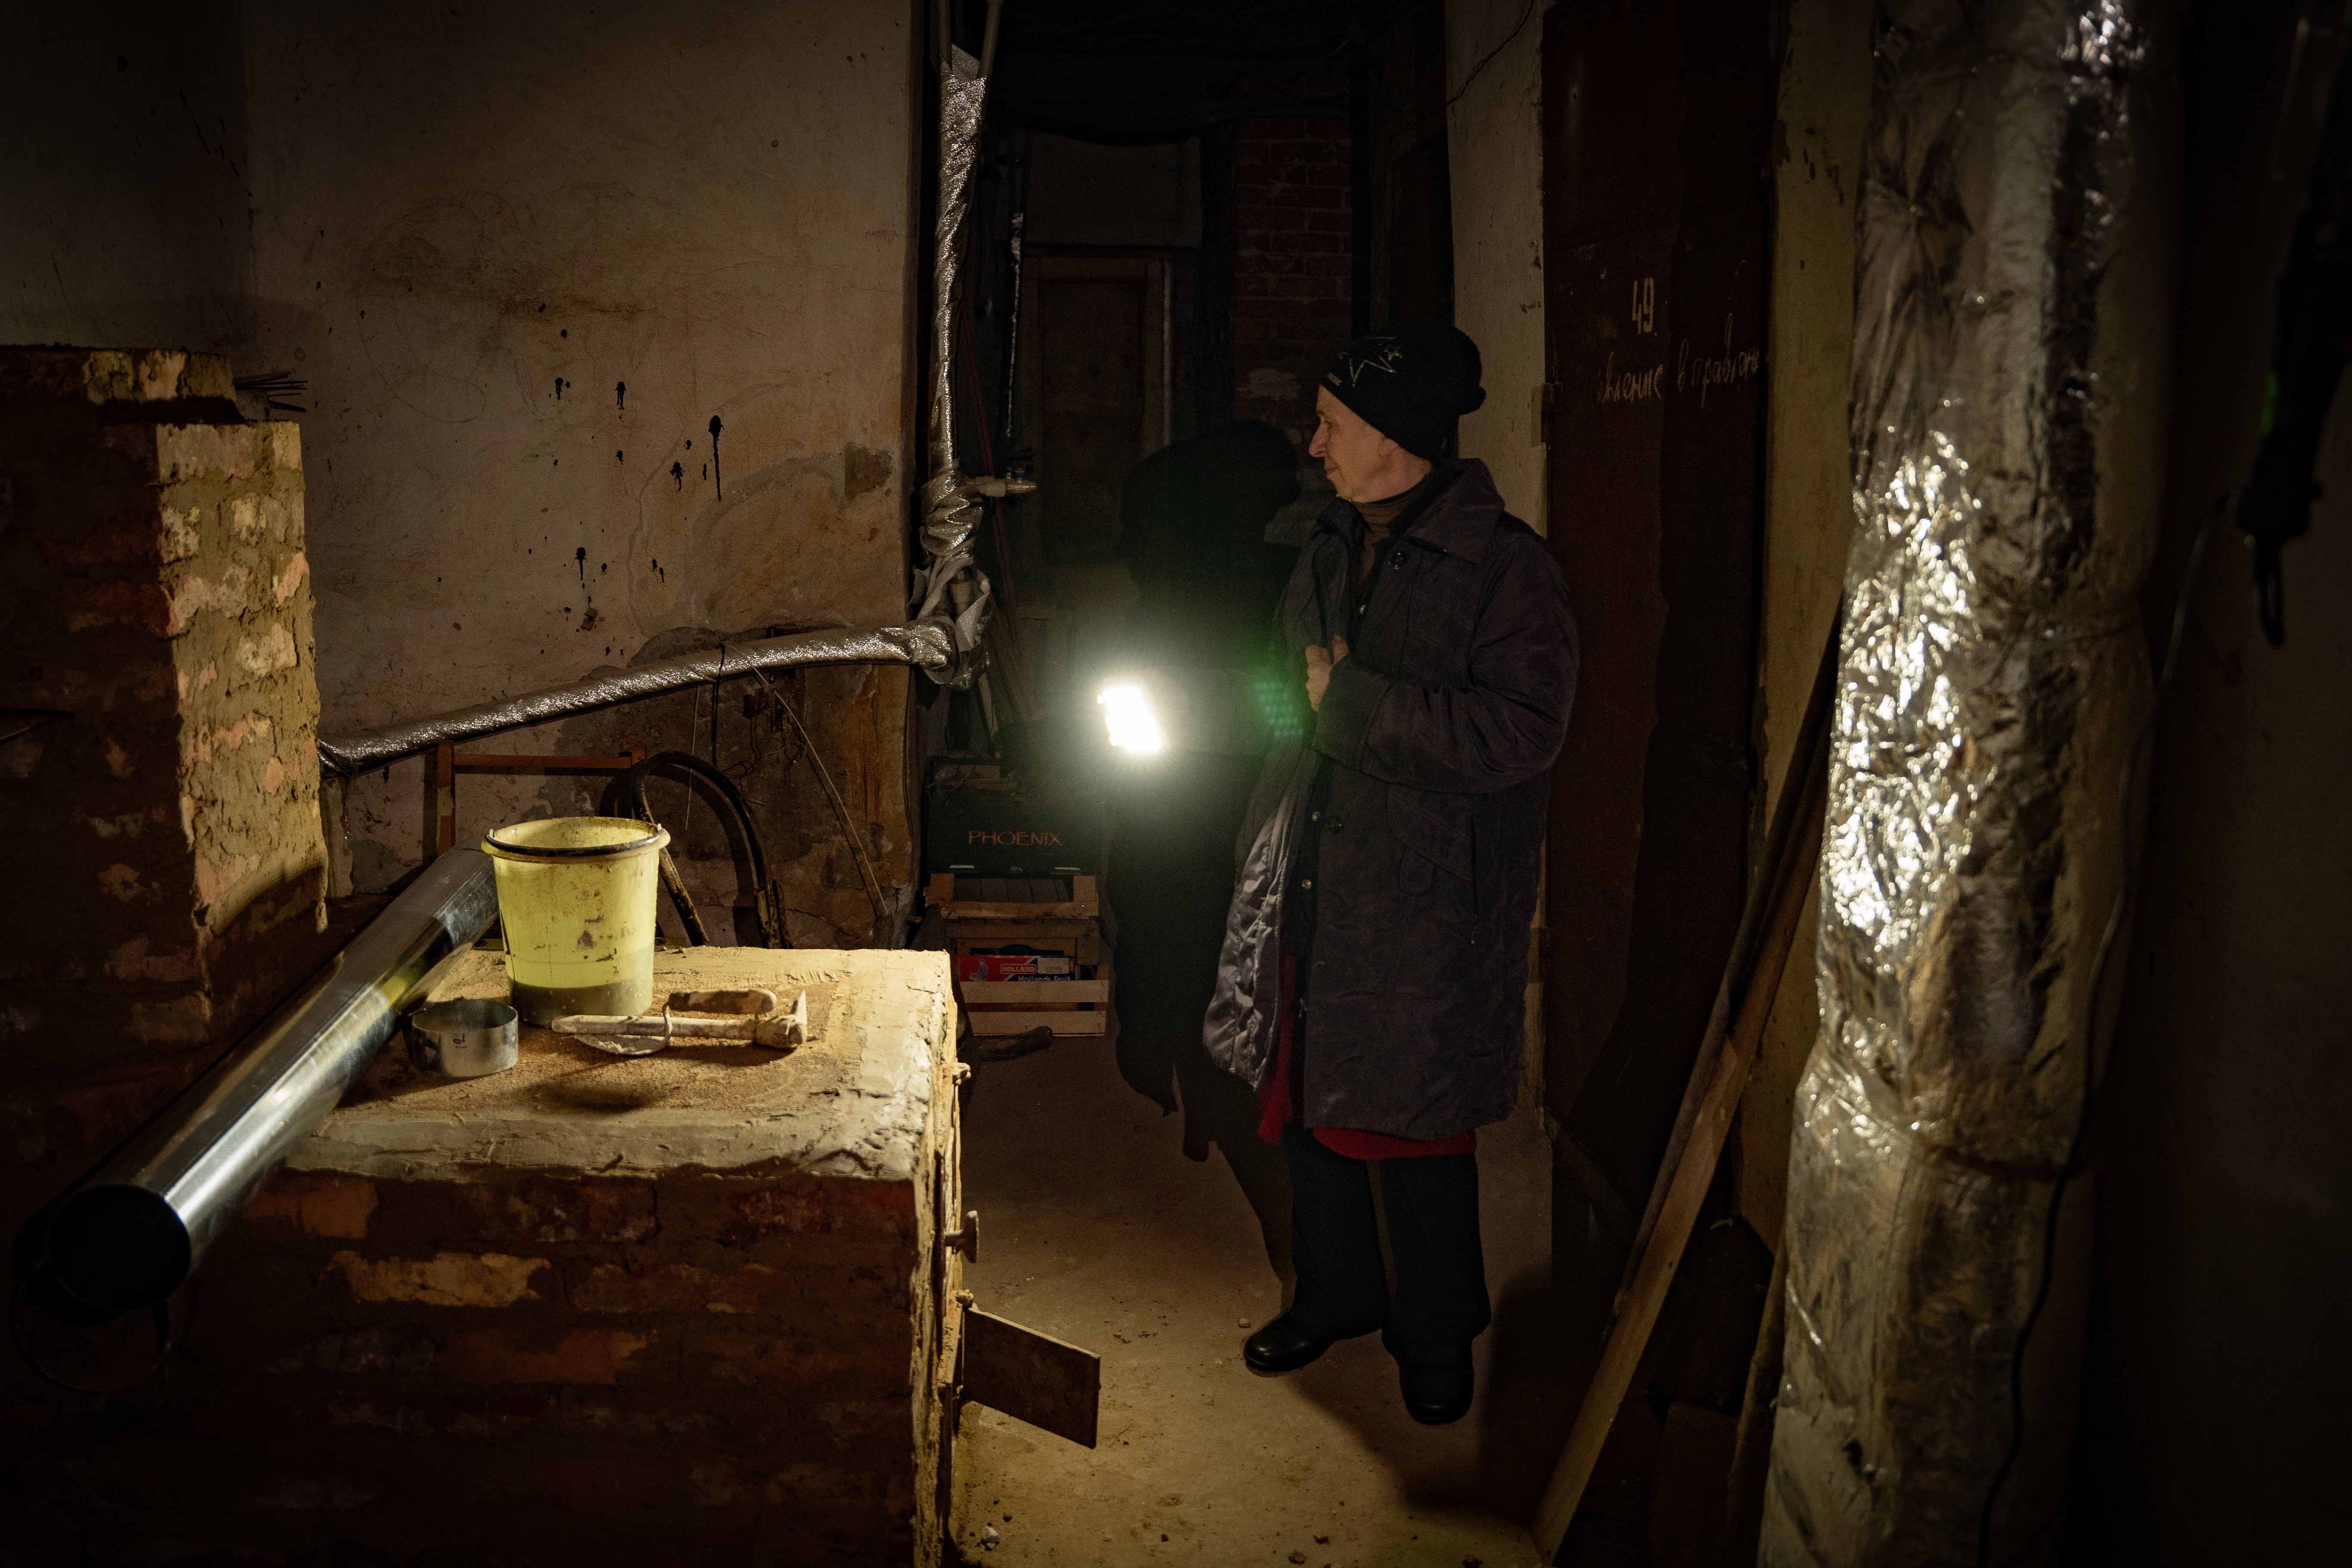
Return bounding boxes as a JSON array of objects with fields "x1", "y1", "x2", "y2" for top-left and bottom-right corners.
[{"x1": 1282, "y1": 1124, "x2": 1491, "y2": 1365}]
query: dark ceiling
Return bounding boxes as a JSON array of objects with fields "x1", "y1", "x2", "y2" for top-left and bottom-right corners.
[{"x1": 971, "y1": 0, "x2": 1424, "y2": 143}]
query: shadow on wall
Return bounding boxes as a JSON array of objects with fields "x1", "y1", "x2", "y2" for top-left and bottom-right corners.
[{"x1": 2069, "y1": 2, "x2": 2352, "y2": 1559}]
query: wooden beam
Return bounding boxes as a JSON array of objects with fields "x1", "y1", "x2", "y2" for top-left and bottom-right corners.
[
  {"x1": 956, "y1": 980, "x2": 1108, "y2": 1004},
  {"x1": 450, "y1": 752, "x2": 643, "y2": 774},
  {"x1": 965, "y1": 1011, "x2": 1108, "y2": 1036},
  {"x1": 1714, "y1": 1235, "x2": 1790, "y2": 1565},
  {"x1": 1533, "y1": 692, "x2": 1831, "y2": 1561},
  {"x1": 431, "y1": 746, "x2": 643, "y2": 862},
  {"x1": 1620, "y1": 628, "x2": 1841, "y2": 1297},
  {"x1": 928, "y1": 872, "x2": 1100, "y2": 922}
]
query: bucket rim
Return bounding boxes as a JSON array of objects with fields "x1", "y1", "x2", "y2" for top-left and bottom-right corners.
[
  {"x1": 410, "y1": 997, "x2": 520, "y2": 1034},
  {"x1": 481, "y1": 815, "x2": 670, "y2": 862}
]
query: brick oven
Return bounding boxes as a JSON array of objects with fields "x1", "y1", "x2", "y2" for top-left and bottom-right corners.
[
  {"x1": 8, "y1": 918, "x2": 967, "y2": 1568},
  {"x1": 1, "y1": 351, "x2": 982, "y2": 1566}
]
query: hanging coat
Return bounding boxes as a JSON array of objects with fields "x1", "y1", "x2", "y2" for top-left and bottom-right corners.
[{"x1": 1203, "y1": 459, "x2": 1578, "y2": 1141}]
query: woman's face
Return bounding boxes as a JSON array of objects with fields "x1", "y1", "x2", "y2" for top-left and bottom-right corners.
[{"x1": 1308, "y1": 388, "x2": 1404, "y2": 503}]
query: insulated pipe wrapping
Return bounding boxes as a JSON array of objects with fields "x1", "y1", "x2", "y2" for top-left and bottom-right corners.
[
  {"x1": 39, "y1": 849, "x2": 499, "y2": 1315},
  {"x1": 913, "y1": 46, "x2": 992, "y2": 686},
  {"x1": 314, "y1": 623, "x2": 951, "y2": 774},
  {"x1": 1762, "y1": 3, "x2": 2169, "y2": 1562}
]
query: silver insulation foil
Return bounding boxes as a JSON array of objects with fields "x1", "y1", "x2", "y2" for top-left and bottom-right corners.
[
  {"x1": 1762, "y1": 3, "x2": 2164, "y2": 1562},
  {"x1": 913, "y1": 47, "x2": 992, "y2": 683},
  {"x1": 315, "y1": 623, "x2": 950, "y2": 774}
]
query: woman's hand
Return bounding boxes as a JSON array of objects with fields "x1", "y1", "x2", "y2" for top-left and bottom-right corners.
[{"x1": 1303, "y1": 636, "x2": 1350, "y2": 712}]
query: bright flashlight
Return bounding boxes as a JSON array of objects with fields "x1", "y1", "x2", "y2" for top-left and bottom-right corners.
[{"x1": 1097, "y1": 682, "x2": 1165, "y2": 754}]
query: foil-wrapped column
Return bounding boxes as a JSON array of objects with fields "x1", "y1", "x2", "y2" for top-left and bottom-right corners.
[
  {"x1": 1762, "y1": 3, "x2": 2168, "y2": 1562},
  {"x1": 913, "y1": 47, "x2": 990, "y2": 688}
]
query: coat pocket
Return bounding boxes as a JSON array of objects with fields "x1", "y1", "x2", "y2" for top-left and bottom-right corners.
[{"x1": 1389, "y1": 791, "x2": 1473, "y2": 899}]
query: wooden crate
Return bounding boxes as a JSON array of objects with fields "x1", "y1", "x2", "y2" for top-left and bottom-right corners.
[{"x1": 928, "y1": 874, "x2": 1111, "y2": 1037}]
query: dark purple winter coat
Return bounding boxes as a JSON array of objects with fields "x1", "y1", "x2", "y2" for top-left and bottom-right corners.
[{"x1": 1203, "y1": 459, "x2": 1579, "y2": 1140}]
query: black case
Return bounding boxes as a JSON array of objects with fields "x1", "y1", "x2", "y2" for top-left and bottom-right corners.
[{"x1": 923, "y1": 765, "x2": 1106, "y2": 878}]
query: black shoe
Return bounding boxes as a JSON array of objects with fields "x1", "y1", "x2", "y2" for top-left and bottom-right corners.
[
  {"x1": 1399, "y1": 1355, "x2": 1474, "y2": 1424},
  {"x1": 1243, "y1": 1314, "x2": 1344, "y2": 1374}
]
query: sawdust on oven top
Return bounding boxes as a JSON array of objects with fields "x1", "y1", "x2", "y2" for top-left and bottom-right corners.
[{"x1": 349, "y1": 948, "x2": 854, "y2": 1119}]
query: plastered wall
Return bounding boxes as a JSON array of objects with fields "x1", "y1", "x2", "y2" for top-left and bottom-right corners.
[
  {"x1": 241, "y1": 1, "x2": 920, "y2": 928},
  {"x1": 0, "y1": 6, "x2": 254, "y2": 354},
  {"x1": 2073, "y1": 2, "x2": 2352, "y2": 1550},
  {"x1": 1445, "y1": 0, "x2": 1549, "y2": 1111},
  {"x1": 1445, "y1": 0, "x2": 1548, "y2": 535},
  {"x1": 6, "y1": 4, "x2": 926, "y2": 940}
]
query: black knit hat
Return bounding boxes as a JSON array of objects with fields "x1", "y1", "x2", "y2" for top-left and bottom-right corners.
[{"x1": 1320, "y1": 320, "x2": 1487, "y2": 460}]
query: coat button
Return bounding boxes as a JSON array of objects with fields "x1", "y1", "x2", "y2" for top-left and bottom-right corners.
[
  {"x1": 1301, "y1": 879, "x2": 1313, "y2": 889},
  {"x1": 1390, "y1": 549, "x2": 1406, "y2": 568},
  {"x1": 1309, "y1": 810, "x2": 1321, "y2": 822},
  {"x1": 1323, "y1": 816, "x2": 1344, "y2": 832}
]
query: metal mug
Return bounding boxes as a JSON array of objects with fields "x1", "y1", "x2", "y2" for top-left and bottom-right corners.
[{"x1": 406, "y1": 998, "x2": 520, "y2": 1078}]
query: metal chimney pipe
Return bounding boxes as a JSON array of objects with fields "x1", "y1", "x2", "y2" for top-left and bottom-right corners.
[{"x1": 36, "y1": 848, "x2": 499, "y2": 1316}]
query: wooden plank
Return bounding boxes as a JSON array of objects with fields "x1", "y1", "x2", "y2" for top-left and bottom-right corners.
[
  {"x1": 948, "y1": 925, "x2": 1100, "y2": 965},
  {"x1": 1533, "y1": 706, "x2": 1830, "y2": 1561},
  {"x1": 939, "y1": 900, "x2": 1095, "y2": 921},
  {"x1": 956, "y1": 980, "x2": 1108, "y2": 1004},
  {"x1": 1714, "y1": 1238, "x2": 1790, "y2": 1565},
  {"x1": 965, "y1": 1012, "x2": 1108, "y2": 1036},
  {"x1": 947, "y1": 921, "x2": 1092, "y2": 941},
  {"x1": 961, "y1": 1308, "x2": 1101, "y2": 1448},
  {"x1": 434, "y1": 747, "x2": 642, "y2": 863},
  {"x1": 1620, "y1": 624, "x2": 1842, "y2": 1295},
  {"x1": 927, "y1": 874, "x2": 1101, "y2": 922}
]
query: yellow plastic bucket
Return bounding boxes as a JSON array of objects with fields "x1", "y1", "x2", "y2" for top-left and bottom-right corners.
[{"x1": 481, "y1": 816, "x2": 670, "y2": 1026}]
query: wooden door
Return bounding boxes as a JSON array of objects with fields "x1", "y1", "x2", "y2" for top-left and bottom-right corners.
[
  {"x1": 1539, "y1": 0, "x2": 1775, "y2": 1256},
  {"x1": 1027, "y1": 256, "x2": 1170, "y2": 565}
]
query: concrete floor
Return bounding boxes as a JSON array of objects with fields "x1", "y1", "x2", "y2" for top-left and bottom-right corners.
[{"x1": 949, "y1": 1025, "x2": 1610, "y2": 1566}]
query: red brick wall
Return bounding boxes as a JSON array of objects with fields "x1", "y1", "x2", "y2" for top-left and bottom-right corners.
[
  {"x1": 1, "y1": 1165, "x2": 940, "y2": 1566},
  {"x1": 1229, "y1": 85, "x2": 1353, "y2": 473}
]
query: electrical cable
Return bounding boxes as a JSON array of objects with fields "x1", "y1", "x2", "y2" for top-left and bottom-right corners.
[
  {"x1": 742, "y1": 662, "x2": 895, "y2": 939},
  {"x1": 956, "y1": 283, "x2": 1036, "y2": 708},
  {"x1": 602, "y1": 750, "x2": 785, "y2": 949},
  {"x1": 1974, "y1": 500, "x2": 2222, "y2": 1565}
]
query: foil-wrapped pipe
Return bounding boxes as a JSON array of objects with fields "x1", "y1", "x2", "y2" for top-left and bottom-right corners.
[
  {"x1": 912, "y1": 46, "x2": 992, "y2": 686},
  {"x1": 1761, "y1": 2, "x2": 2170, "y2": 1562},
  {"x1": 34, "y1": 848, "x2": 498, "y2": 1315},
  {"x1": 314, "y1": 622, "x2": 952, "y2": 775}
]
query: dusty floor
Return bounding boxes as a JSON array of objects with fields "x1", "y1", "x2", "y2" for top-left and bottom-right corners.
[{"x1": 949, "y1": 1025, "x2": 1609, "y2": 1566}]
